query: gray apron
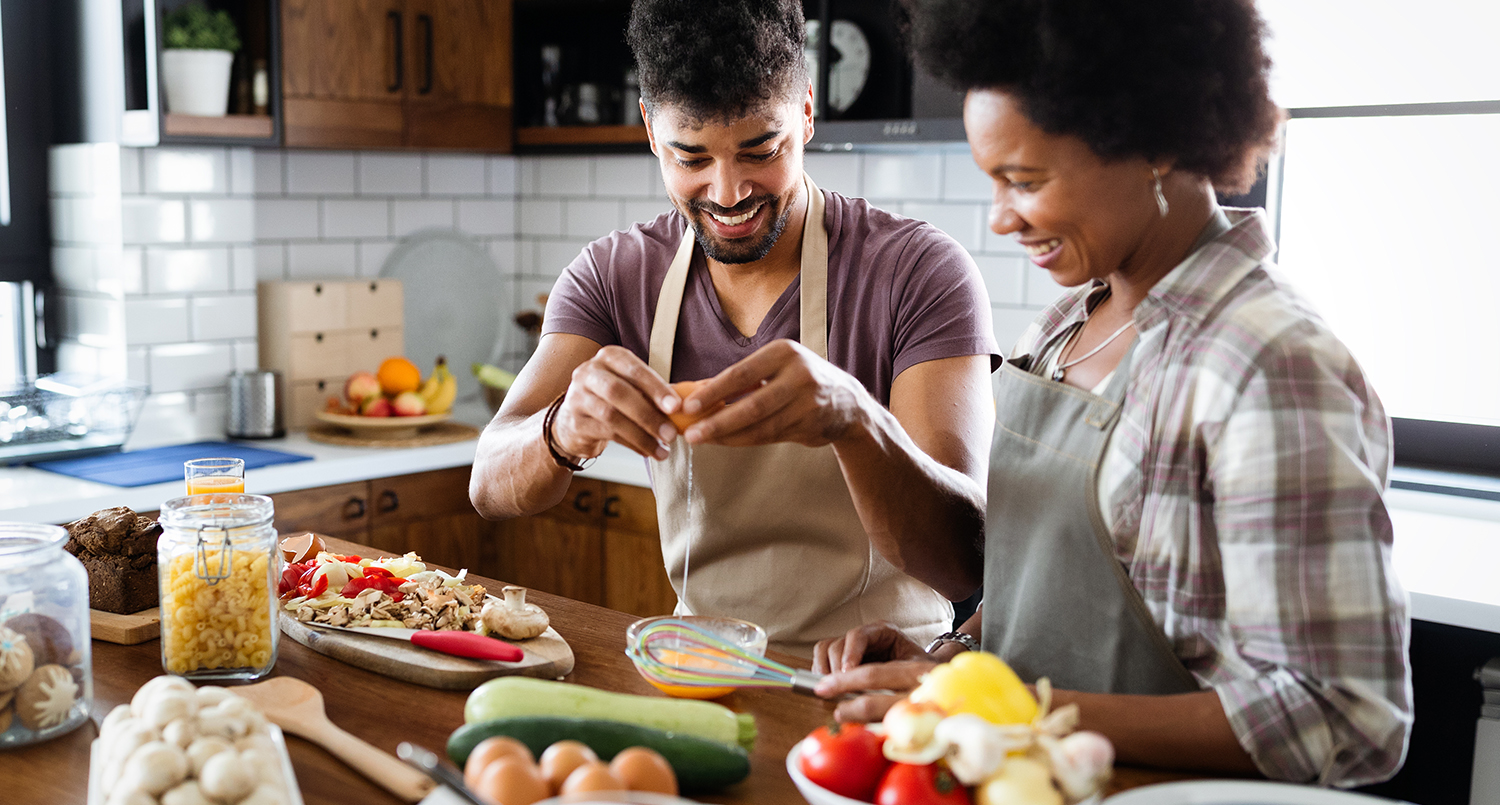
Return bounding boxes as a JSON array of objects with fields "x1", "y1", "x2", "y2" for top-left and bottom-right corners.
[
  {"x1": 647, "y1": 174, "x2": 952, "y2": 658},
  {"x1": 982, "y1": 339, "x2": 1200, "y2": 694}
]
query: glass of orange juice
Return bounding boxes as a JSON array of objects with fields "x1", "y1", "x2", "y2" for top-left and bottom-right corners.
[{"x1": 185, "y1": 457, "x2": 245, "y2": 495}]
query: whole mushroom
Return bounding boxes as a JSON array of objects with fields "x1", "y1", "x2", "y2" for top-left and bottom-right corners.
[{"x1": 480, "y1": 586, "x2": 549, "y2": 639}]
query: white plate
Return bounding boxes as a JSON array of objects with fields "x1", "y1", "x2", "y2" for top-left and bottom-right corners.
[
  {"x1": 90, "y1": 723, "x2": 304, "y2": 805},
  {"x1": 1104, "y1": 781, "x2": 1410, "y2": 804}
]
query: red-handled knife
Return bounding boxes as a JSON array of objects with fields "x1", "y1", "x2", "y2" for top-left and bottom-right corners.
[{"x1": 308, "y1": 623, "x2": 524, "y2": 662}]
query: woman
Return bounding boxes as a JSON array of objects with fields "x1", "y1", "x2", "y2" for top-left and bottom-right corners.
[{"x1": 812, "y1": 0, "x2": 1412, "y2": 787}]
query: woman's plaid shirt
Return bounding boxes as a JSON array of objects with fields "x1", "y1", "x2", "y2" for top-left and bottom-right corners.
[{"x1": 1010, "y1": 209, "x2": 1412, "y2": 786}]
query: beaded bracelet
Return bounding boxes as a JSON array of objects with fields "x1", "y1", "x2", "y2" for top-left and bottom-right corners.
[{"x1": 542, "y1": 392, "x2": 596, "y2": 472}]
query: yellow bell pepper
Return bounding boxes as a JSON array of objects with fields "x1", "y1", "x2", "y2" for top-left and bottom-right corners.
[{"x1": 909, "y1": 651, "x2": 1038, "y2": 725}]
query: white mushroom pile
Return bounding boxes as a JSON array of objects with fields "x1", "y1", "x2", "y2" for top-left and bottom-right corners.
[{"x1": 95, "y1": 676, "x2": 293, "y2": 805}]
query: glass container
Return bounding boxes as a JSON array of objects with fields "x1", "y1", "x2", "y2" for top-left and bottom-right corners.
[
  {"x1": 158, "y1": 493, "x2": 279, "y2": 680},
  {"x1": 0, "y1": 522, "x2": 92, "y2": 746}
]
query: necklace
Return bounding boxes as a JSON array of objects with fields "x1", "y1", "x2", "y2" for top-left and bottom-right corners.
[{"x1": 1051, "y1": 317, "x2": 1135, "y2": 382}]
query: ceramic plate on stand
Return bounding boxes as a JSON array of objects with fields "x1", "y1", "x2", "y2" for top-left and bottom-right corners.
[{"x1": 378, "y1": 232, "x2": 508, "y2": 404}]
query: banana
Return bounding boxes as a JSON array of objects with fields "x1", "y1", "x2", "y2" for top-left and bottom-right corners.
[
  {"x1": 473, "y1": 362, "x2": 518, "y2": 392},
  {"x1": 419, "y1": 356, "x2": 458, "y2": 414}
]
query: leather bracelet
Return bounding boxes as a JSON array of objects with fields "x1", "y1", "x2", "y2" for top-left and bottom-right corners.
[
  {"x1": 542, "y1": 392, "x2": 596, "y2": 472},
  {"x1": 924, "y1": 630, "x2": 980, "y2": 655}
]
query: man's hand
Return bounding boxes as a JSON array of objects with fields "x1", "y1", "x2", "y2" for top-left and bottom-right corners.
[
  {"x1": 553, "y1": 345, "x2": 680, "y2": 460},
  {"x1": 678, "y1": 339, "x2": 870, "y2": 447},
  {"x1": 812, "y1": 621, "x2": 933, "y2": 674}
]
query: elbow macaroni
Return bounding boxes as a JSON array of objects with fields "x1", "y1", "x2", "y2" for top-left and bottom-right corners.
[{"x1": 160, "y1": 548, "x2": 274, "y2": 674}]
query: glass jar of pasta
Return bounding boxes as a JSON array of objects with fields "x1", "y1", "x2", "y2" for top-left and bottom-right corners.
[
  {"x1": 0, "y1": 522, "x2": 92, "y2": 747},
  {"x1": 158, "y1": 494, "x2": 279, "y2": 680}
]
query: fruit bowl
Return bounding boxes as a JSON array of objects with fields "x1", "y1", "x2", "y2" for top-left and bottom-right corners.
[
  {"x1": 786, "y1": 740, "x2": 871, "y2": 805},
  {"x1": 314, "y1": 410, "x2": 451, "y2": 440}
]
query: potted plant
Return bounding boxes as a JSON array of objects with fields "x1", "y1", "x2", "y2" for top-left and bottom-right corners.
[{"x1": 160, "y1": 3, "x2": 242, "y2": 117}]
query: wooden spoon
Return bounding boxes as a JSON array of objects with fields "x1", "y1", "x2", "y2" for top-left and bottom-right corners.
[{"x1": 235, "y1": 676, "x2": 436, "y2": 803}]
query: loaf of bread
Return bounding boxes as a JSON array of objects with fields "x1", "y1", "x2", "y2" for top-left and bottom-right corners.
[{"x1": 63, "y1": 507, "x2": 161, "y2": 615}]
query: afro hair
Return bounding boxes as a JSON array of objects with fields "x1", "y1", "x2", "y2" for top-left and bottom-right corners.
[
  {"x1": 627, "y1": 0, "x2": 808, "y2": 123},
  {"x1": 901, "y1": 0, "x2": 1282, "y2": 192}
]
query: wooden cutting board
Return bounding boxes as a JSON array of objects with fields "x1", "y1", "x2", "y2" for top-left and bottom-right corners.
[
  {"x1": 279, "y1": 613, "x2": 574, "y2": 690},
  {"x1": 91, "y1": 607, "x2": 161, "y2": 645}
]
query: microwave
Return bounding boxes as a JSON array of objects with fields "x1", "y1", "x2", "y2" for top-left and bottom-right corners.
[{"x1": 803, "y1": 0, "x2": 966, "y2": 148}]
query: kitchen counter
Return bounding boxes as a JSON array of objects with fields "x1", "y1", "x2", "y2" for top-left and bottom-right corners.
[
  {"x1": 0, "y1": 537, "x2": 1196, "y2": 804},
  {"x1": 3, "y1": 403, "x2": 1500, "y2": 636},
  {"x1": 0, "y1": 401, "x2": 653, "y2": 525}
]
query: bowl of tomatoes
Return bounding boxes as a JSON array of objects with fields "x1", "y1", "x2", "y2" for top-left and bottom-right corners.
[{"x1": 788, "y1": 723, "x2": 974, "y2": 805}]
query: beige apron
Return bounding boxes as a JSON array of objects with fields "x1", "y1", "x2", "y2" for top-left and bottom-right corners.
[{"x1": 647, "y1": 175, "x2": 953, "y2": 658}]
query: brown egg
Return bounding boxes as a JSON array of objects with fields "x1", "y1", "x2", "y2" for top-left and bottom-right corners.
[
  {"x1": 559, "y1": 760, "x2": 626, "y2": 796},
  {"x1": 474, "y1": 757, "x2": 549, "y2": 805},
  {"x1": 464, "y1": 736, "x2": 536, "y2": 790},
  {"x1": 609, "y1": 746, "x2": 678, "y2": 795},
  {"x1": 538, "y1": 740, "x2": 599, "y2": 793}
]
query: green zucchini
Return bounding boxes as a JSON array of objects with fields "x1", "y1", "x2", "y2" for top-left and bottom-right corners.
[
  {"x1": 448, "y1": 716, "x2": 751, "y2": 792},
  {"x1": 463, "y1": 677, "x2": 756, "y2": 751}
]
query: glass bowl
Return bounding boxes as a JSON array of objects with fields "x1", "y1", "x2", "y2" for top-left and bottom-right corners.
[{"x1": 625, "y1": 615, "x2": 767, "y2": 699}]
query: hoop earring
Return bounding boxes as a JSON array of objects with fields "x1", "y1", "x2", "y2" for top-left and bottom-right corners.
[{"x1": 1151, "y1": 168, "x2": 1169, "y2": 218}]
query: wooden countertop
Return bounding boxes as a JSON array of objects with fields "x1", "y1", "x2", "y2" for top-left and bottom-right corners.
[{"x1": 1, "y1": 538, "x2": 1195, "y2": 804}]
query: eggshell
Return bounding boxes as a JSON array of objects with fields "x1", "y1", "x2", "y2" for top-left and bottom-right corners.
[
  {"x1": 538, "y1": 740, "x2": 598, "y2": 792},
  {"x1": 464, "y1": 735, "x2": 536, "y2": 789},
  {"x1": 609, "y1": 746, "x2": 678, "y2": 795},
  {"x1": 559, "y1": 761, "x2": 626, "y2": 796},
  {"x1": 474, "y1": 757, "x2": 549, "y2": 805}
]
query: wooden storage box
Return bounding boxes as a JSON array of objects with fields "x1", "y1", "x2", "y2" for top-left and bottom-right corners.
[{"x1": 258, "y1": 280, "x2": 404, "y2": 429}]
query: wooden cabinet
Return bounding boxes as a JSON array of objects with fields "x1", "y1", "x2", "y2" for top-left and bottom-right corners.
[
  {"x1": 281, "y1": 0, "x2": 513, "y2": 151},
  {"x1": 269, "y1": 466, "x2": 490, "y2": 576},
  {"x1": 491, "y1": 478, "x2": 676, "y2": 616}
]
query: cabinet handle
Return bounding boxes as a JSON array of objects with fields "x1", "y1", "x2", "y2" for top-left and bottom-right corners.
[
  {"x1": 572, "y1": 489, "x2": 593, "y2": 514},
  {"x1": 377, "y1": 489, "x2": 400, "y2": 514},
  {"x1": 343, "y1": 497, "x2": 367, "y2": 520},
  {"x1": 387, "y1": 10, "x2": 404, "y2": 92},
  {"x1": 603, "y1": 495, "x2": 621, "y2": 519},
  {"x1": 418, "y1": 14, "x2": 434, "y2": 95}
]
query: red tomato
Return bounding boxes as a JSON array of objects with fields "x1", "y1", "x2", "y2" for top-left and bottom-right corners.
[
  {"x1": 798, "y1": 723, "x2": 889, "y2": 802},
  {"x1": 875, "y1": 763, "x2": 971, "y2": 805}
]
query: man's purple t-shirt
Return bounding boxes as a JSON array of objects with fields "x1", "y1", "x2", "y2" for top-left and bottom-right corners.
[{"x1": 542, "y1": 189, "x2": 998, "y2": 405}]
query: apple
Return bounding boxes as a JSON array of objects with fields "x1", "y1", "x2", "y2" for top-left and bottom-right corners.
[
  {"x1": 345, "y1": 371, "x2": 382, "y2": 405},
  {"x1": 361, "y1": 396, "x2": 394, "y2": 417},
  {"x1": 392, "y1": 390, "x2": 427, "y2": 417}
]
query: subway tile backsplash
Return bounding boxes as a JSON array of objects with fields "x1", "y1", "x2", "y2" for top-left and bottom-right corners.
[{"x1": 50, "y1": 140, "x2": 1050, "y2": 444}]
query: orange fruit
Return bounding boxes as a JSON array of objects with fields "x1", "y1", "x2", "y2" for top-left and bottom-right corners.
[
  {"x1": 377, "y1": 357, "x2": 422, "y2": 395},
  {"x1": 668, "y1": 380, "x2": 726, "y2": 431}
]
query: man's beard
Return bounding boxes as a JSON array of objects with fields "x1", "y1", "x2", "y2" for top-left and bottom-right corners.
[{"x1": 685, "y1": 194, "x2": 792, "y2": 264}]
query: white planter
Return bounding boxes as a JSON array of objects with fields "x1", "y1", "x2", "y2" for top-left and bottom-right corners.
[{"x1": 161, "y1": 49, "x2": 235, "y2": 117}]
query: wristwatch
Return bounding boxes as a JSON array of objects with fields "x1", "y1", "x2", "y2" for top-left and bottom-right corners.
[{"x1": 924, "y1": 631, "x2": 980, "y2": 654}]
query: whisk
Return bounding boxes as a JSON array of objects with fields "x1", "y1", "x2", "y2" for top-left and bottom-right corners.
[{"x1": 625, "y1": 618, "x2": 824, "y2": 695}]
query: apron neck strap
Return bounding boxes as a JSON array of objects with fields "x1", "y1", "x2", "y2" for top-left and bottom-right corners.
[{"x1": 647, "y1": 173, "x2": 828, "y2": 379}]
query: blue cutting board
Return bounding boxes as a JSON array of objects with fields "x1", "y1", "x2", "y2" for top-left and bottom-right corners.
[{"x1": 31, "y1": 441, "x2": 313, "y2": 487}]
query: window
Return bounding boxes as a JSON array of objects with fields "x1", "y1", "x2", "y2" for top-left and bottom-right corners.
[{"x1": 1258, "y1": 1, "x2": 1500, "y2": 473}]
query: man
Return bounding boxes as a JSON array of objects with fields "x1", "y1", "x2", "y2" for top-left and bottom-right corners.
[{"x1": 470, "y1": 0, "x2": 998, "y2": 657}]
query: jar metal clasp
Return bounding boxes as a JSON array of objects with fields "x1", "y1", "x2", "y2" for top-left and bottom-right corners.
[{"x1": 194, "y1": 524, "x2": 233, "y2": 585}]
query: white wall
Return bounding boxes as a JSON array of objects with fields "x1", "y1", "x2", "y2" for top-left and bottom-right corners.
[{"x1": 48, "y1": 142, "x2": 1051, "y2": 441}]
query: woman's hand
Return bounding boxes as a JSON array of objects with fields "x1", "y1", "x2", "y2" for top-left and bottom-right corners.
[
  {"x1": 813, "y1": 621, "x2": 933, "y2": 674},
  {"x1": 815, "y1": 660, "x2": 938, "y2": 723},
  {"x1": 552, "y1": 345, "x2": 679, "y2": 460},
  {"x1": 680, "y1": 339, "x2": 870, "y2": 448}
]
